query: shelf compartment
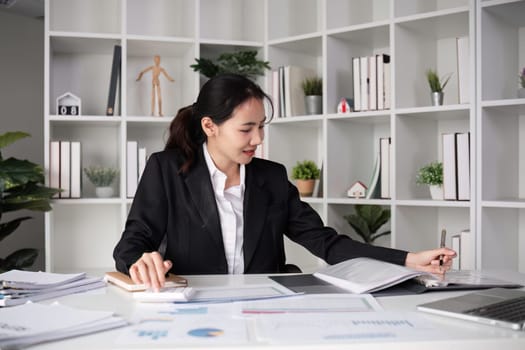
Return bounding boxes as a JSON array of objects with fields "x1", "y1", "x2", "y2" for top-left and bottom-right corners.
[
  {"x1": 267, "y1": 36, "x2": 322, "y2": 71},
  {"x1": 267, "y1": 120, "x2": 323, "y2": 184},
  {"x1": 394, "y1": 0, "x2": 470, "y2": 19},
  {"x1": 480, "y1": 207, "x2": 525, "y2": 272},
  {"x1": 127, "y1": 0, "x2": 195, "y2": 38},
  {"x1": 326, "y1": 0, "x2": 390, "y2": 29},
  {"x1": 395, "y1": 110, "x2": 470, "y2": 200},
  {"x1": 326, "y1": 25, "x2": 390, "y2": 115},
  {"x1": 50, "y1": 123, "x2": 121, "y2": 199},
  {"x1": 327, "y1": 203, "x2": 393, "y2": 248},
  {"x1": 47, "y1": 204, "x2": 122, "y2": 272},
  {"x1": 480, "y1": 0, "x2": 525, "y2": 101},
  {"x1": 126, "y1": 122, "x2": 169, "y2": 162},
  {"x1": 326, "y1": 117, "x2": 390, "y2": 199},
  {"x1": 127, "y1": 39, "x2": 196, "y2": 117},
  {"x1": 200, "y1": 0, "x2": 263, "y2": 42},
  {"x1": 395, "y1": 206, "x2": 470, "y2": 254},
  {"x1": 49, "y1": 36, "x2": 122, "y2": 116},
  {"x1": 268, "y1": 0, "x2": 321, "y2": 41},
  {"x1": 481, "y1": 104, "x2": 525, "y2": 201},
  {"x1": 49, "y1": 0, "x2": 121, "y2": 34},
  {"x1": 395, "y1": 11, "x2": 470, "y2": 108}
]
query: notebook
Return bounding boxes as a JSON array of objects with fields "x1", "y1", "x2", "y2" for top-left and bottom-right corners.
[
  {"x1": 417, "y1": 287, "x2": 525, "y2": 331},
  {"x1": 104, "y1": 271, "x2": 187, "y2": 292}
]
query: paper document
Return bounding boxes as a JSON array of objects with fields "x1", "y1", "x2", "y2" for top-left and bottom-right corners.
[
  {"x1": 0, "y1": 302, "x2": 127, "y2": 349},
  {"x1": 183, "y1": 284, "x2": 297, "y2": 303},
  {"x1": 255, "y1": 311, "x2": 443, "y2": 344},
  {"x1": 0, "y1": 270, "x2": 86, "y2": 289}
]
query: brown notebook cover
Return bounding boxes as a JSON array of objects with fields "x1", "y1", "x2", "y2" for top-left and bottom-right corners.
[{"x1": 104, "y1": 271, "x2": 187, "y2": 292}]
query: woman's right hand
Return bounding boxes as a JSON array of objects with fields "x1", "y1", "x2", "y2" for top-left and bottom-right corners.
[{"x1": 129, "y1": 251, "x2": 172, "y2": 292}]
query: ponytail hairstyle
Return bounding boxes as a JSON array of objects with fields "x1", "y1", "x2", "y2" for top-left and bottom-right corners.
[{"x1": 166, "y1": 73, "x2": 273, "y2": 173}]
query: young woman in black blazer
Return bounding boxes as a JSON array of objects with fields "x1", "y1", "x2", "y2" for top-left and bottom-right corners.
[{"x1": 113, "y1": 73, "x2": 455, "y2": 291}]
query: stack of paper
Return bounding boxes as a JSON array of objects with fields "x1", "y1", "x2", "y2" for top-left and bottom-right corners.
[
  {"x1": 0, "y1": 302, "x2": 127, "y2": 349},
  {"x1": 0, "y1": 270, "x2": 106, "y2": 307}
]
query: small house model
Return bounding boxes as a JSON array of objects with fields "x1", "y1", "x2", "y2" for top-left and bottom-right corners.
[
  {"x1": 56, "y1": 92, "x2": 81, "y2": 116},
  {"x1": 337, "y1": 98, "x2": 353, "y2": 114},
  {"x1": 347, "y1": 181, "x2": 367, "y2": 198}
]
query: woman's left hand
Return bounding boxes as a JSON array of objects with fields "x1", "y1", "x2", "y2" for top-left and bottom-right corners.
[{"x1": 405, "y1": 248, "x2": 457, "y2": 276}]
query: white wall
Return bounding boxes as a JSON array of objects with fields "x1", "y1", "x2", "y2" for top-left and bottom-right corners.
[{"x1": 0, "y1": 12, "x2": 45, "y2": 271}]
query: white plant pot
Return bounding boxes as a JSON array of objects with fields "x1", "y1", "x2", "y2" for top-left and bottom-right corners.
[
  {"x1": 429, "y1": 185, "x2": 443, "y2": 200},
  {"x1": 95, "y1": 186, "x2": 114, "y2": 198}
]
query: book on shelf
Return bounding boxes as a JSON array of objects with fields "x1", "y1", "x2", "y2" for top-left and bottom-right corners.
[
  {"x1": 456, "y1": 36, "x2": 470, "y2": 104},
  {"x1": 442, "y1": 133, "x2": 457, "y2": 200},
  {"x1": 309, "y1": 257, "x2": 520, "y2": 295},
  {"x1": 456, "y1": 132, "x2": 470, "y2": 200},
  {"x1": 359, "y1": 56, "x2": 369, "y2": 111},
  {"x1": 271, "y1": 69, "x2": 281, "y2": 118},
  {"x1": 284, "y1": 65, "x2": 316, "y2": 117},
  {"x1": 379, "y1": 137, "x2": 391, "y2": 198},
  {"x1": 49, "y1": 141, "x2": 60, "y2": 198},
  {"x1": 460, "y1": 229, "x2": 475, "y2": 270},
  {"x1": 126, "y1": 140, "x2": 138, "y2": 198},
  {"x1": 451, "y1": 233, "x2": 461, "y2": 270},
  {"x1": 368, "y1": 56, "x2": 377, "y2": 111},
  {"x1": 104, "y1": 271, "x2": 187, "y2": 292},
  {"x1": 70, "y1": 141, "x2": 81, "y2": 198},
  {"x1": 106, "y1": 44, "x2": 121, "y2": 116},
  {"x1": 278, "y1": 66, "x2": 286, "y2": 117},
  {"x1": 383, "y1": 54, "x2": 391, "y2": 109},
  {"x1": 138, "y1": 147, "x2": 147, "y2": 181},
  {"x1": 365, "y1": 152, "x2": 380, "y2": 199},
  {"x1": 352, "y1": 57, "x2": 361, "y2": 112},
  {"x1": 59, "y1": 141, "x2": 70, "y2": 198}
]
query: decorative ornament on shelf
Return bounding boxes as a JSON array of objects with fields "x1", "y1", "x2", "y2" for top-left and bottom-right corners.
[
  {"x1": 518, "y1": 67, "x2": 525, "y2": 98},
  {"x1": 291, "y1": 160, "x2": 320, "y2": 197},
  {"x1": 83, "y1": 166, "x2": 119, "y2": 198},
  {"x1": 0, "y1": 131, "x2": 60, "y2": 272},
  {"x1": 425, "y1": 69, "x2": 451, "y2": 106},
  {"x1": 190, "y1": 50, "x2": 270, "y2": 81},
  {"x1": 301, "y1": 77, "x2": 323, "y2": 115},
  {"x1": 416, "y1": 161, "x2": 444, "y2": 200},
  {"x1": 343, "y1": 205, "x2": 391, "y2": 245},
  {"x1": 136, "y1": 55, "x2": 175, "y2": 117},
  {"x1": 347, "y1": 181, "x2": 367, "y2": 198},
  {"x1": 337, "y1": 98, "x2": 353, "y2": 114},
  {"x1": 56, "y1": 92, "x2": 81, "y2": 116}
]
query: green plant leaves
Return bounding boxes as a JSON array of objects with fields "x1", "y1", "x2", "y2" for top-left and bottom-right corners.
[
  {"x1": 291, "y1": 160, "x2": 320, "y2": 180},
  {"x1": 0, "y1": 157, "x2": 44, "y2": 191},
  {"x1": 191, "y1": 50, "x2": 270, "y2": 80},
  {"x1": 0, "y1": 131, "x2": 30, "y2": 150},
  {"x1": 0, "y1": 217, "x2": 32, "y2": 242},
  {"x1": 0, "y1": 248, "x2": 38, "y2": 272},
  {"x1": 343, "y1": 205, "x2": 391, "y2": 244}
]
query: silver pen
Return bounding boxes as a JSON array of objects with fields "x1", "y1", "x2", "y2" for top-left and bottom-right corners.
[{"x1": 440, "y1": 229, "x2": 447, "y2": 266}]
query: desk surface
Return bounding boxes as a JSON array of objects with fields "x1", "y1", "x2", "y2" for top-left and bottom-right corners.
[{"x1": 32, "y1": 270, "x2": 525, "y2": 350}]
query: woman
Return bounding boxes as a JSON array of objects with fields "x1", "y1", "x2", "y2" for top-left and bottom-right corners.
[{"x1": 113, "y1": 73, "x2": 455, "y2": 291}]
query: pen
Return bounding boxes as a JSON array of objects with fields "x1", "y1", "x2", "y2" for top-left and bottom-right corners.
[{"x1": 440, "y1": 229, "x2": 447, "y2": 266}]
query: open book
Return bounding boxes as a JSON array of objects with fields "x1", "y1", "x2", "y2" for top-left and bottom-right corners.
[{"x1": 312, "y1": 258, "x2": 521, "y2": 294}]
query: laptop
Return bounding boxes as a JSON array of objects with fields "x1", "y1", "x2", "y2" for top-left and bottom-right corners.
[{"x1": 417, "y1": 287, "x2": 525, "y2": 330}]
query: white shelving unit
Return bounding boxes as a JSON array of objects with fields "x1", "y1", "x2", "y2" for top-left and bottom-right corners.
[{"x1": 44, "y1": 0, "x2": 525, "y2": 274}]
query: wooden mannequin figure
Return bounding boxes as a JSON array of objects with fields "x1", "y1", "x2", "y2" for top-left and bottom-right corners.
[{"x1": 136, "y1": 55, "x2": 175, "y2": 116}]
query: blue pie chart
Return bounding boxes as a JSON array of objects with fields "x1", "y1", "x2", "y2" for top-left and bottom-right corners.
[{"x1": 188, "y1": 327, "x2": 224, "y2": 338}]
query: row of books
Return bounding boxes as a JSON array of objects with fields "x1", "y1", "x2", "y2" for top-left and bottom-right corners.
[
  {"x1": 270, "y1": 65, "x2": 317, "y2": 118},
  {"x1": 352, "y1": 54, "x2": 391, "y2": 112},
  {"x1": 50, "y1": 140, "x2": 81, "y2": 198},
  {"x1": 451, "y1": 229, "x2": 475, "y2": 270},
  {"x1": 443, "y1": 132, "x2": 470, "y2": 201},
  {"x1": 126, "y1": 141, "x2": 148, "y2": 197}
]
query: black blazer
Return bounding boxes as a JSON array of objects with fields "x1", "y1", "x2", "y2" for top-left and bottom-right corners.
[{"x1": 113, "y1": 148, "x2": 408, "y2": 274}]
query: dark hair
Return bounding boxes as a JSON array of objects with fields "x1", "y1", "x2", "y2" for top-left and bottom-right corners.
[{"x1": 166, "y1": 73, "x2": 273, "y2": 173}]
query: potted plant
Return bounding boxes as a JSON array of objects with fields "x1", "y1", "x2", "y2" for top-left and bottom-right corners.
[
  {"x1": 291, "y1": 160, "x2": 320, "y2": 197},
  {"x1": 301, "y1": 77, "x2": 323, "y2": 115},
  {"x1": 426, "y1": 69, "x2": 451, "y2": 106},
  {"x1": 0, "y1": 131, "x2": 60, "y2": 272},
  {"x1": 416, "y1": 161, "x2": 443, "y2": 200},
  {"x1": 190, "y1": 50, "x2": 271, "y2": 81},
  {"x1": 343, "y1": 205, "x2": 391, "y2": 244},
  {"x1": 519, "y1": 67, "x2": 525, "y2": 98},
  {"x1": 84, "y1": 166, "x2": 119, "y2": 198}
]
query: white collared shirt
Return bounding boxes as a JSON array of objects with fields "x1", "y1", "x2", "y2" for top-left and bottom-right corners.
[{"x1": 203, "y1": 143, "x2": 245, "y2": 274}]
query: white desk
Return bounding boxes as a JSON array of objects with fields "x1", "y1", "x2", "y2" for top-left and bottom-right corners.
[{"x1": 32, "y1": 271, "x2": 525, "y2": 350}]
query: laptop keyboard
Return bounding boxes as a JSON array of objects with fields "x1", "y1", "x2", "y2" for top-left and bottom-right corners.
[{"x1": 465, "y1": 296, "x2": 525, "y2": 323}]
